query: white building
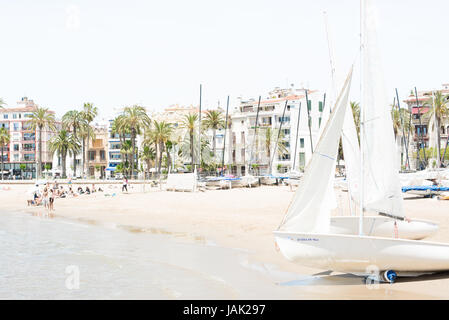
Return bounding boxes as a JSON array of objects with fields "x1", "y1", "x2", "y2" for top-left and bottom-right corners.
[{"x1": 224, "y1": 87, "x2": 326, "y2": 176}]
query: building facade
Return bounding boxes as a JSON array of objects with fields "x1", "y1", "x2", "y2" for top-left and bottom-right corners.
[
  {"x1": 226, "y1": 87, "x2": 325, "y2": 176},
  {"x1": 0, "y1": 97, "x2": 56, "y2": 179},
  {"x1": 403, "y1": 84, "x2": 449, "y2": 169}
]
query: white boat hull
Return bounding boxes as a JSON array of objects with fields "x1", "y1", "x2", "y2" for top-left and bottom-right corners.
[
  {"x1": 330, "y1": 216, "x2": 438, "y2": 240},
  {"x1": 274, "y1": 231, "x2": 449, "y2": 273}
]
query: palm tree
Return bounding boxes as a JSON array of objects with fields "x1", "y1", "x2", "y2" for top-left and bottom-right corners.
[
  {"x1": 150, "y1": 121, "x2": 173, "y2": 173},
  {"x1": 139, "y1": 145, "x2": 156, "y2": 179},
  {"x1": 181, "y1": 113, "x2": 198, "y2": 168},
  {"x1": 78, "y1": 121, "x2": 96, "y2": 178},
  {"x1": 29, "y1": 107, "x2": 56, "y2": 178},
  {"x1": 202, "y1": 110, "x2": 225, "y2": 158},
  {"x1": 62, "y1": 110, "x2": 84, "y2": 177},
  {"x1": 0, "y1": 127, "x2": 10, "y2": 180},
  {"x1": 120, "y1": 140, "x2": 133, "y2": 177},
  {"x1": 121, "y1": 105, "x2": 151, "y2": 179},
  {"x1": 262, "y1": 127, "x2": 288, "y2": 168},
  {"x1": 425, "y1": 91, "x2": 449, "y2": 167},
  {"x1": 0, "y1": 98, "x2": 5, "y2": 108},
  {"x1": 49, "y1": 130, "x2": 80, "y2": 178},
  {"x1": 80, "y1": 103, "x2": 98, "y2": 177}
]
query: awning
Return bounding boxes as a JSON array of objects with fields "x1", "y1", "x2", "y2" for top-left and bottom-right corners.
[{"x1": 105, "y1": 167, "x2": 116, "y2": 171}]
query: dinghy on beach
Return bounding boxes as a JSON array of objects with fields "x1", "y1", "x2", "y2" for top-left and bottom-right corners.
[{"x1": 274, "y1": 3, "x2": 449, "y2": 282}]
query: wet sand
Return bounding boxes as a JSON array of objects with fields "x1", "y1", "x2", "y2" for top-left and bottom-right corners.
[{"x1": 2, "y1": 182, "x2": 449, "y2": 299}]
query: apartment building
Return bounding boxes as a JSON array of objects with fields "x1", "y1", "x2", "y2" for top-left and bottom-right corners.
[
  {"x1": 0, "y1": 97, "x2": 56, "y2": 179},
  {"x1": 226, "y1": 87, "x2": 325, "y2": 176},
  {"x1": 403, "y1": 84, "x2": 449, "y2": 169}
]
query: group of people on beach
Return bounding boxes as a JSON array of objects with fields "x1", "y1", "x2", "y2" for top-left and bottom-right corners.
[{"x1": 27, "y1": 180, "x2": 103, "y2": 211}]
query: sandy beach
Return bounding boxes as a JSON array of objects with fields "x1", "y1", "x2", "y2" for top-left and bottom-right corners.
[{"x1": 2, "y1": 182, "x2": 449, "y2": 299}]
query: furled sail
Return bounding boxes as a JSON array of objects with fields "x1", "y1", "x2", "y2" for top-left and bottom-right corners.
[
  {"x1": 279, "y1": 66, "x2": 353, "y2": 233},
  {"x1": 361, "y1": 0, "x2": 404, "y2": 218}
]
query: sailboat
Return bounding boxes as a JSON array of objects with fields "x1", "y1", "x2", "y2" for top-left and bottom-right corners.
[{"x1": 274, "y1": 0, "x2": 449, "y2": 282}]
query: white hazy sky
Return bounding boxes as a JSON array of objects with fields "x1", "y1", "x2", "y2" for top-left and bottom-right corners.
[{"x1": 0, "y1": 0, "x2": 448, "y2": 119}]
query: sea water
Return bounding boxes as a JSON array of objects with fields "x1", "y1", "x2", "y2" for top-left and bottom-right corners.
[{"x1": 0, "y1": 210, "x2": 299, "y2": 299}]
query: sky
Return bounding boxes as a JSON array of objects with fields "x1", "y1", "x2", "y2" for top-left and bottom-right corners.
[{"x1": 0, "y1": 0, "x2": 448, "y2": 120}]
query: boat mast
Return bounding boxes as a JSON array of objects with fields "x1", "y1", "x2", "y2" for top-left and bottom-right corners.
[
  {"x1": 324, "y1": 10, "x2": 355, "y2": 217},
  {"x1": 305, "y1": 89, "x2": 314, "y2": 154},
  {"x1": 359, "y1": 0, "x2": 365, "y2": 236},
  {"x1": 395, "y1": 89, "x2": 411, "y2": 170},
  {"x1": 415, "y1": 87, "x2": 427, "y2": 169},
  {"x1": 292, "y1": 102, "x2": 302, "y2": 172},
  {"x1": 249, "y1": 96, "x2": 261, "y2": 175},
  {"x1": 221, "y1": 96, "x2": 230, "y2": 176},
  {"x1": 269, "y1": 99, "x2": 289, "y2": 175},
  {"x1": 198, "y1": 84, "x2": 202, "y2": 173}
]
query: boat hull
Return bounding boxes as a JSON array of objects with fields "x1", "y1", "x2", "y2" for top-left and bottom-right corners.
[
  {"x1": 274, "y1": 231, "x2": 449, "y2": 273},
  {"x1": 330, "y1": 216, "x2": 438, "y2": 240}
]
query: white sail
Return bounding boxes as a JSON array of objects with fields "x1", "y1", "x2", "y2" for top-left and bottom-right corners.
[
  {"x1": 361, "y1": 0, "x2": 404, "y2": 218},
  {"x1": 342, "y1": 100, "x2": 361, "y2": 205},
  {"x1": 279, "y1": 66, "x2": 353, "y2": 233}
]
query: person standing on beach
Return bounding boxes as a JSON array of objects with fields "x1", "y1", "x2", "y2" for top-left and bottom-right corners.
[
  {"x1": 122, "y1": 177, "x2": 128, "y2": 192},
  {"x1": 42, "y1": 187, "x2": 49, "y2": 210},
  {"x1": 49, "y1": 189, "x2": 55, "y2": 211}
]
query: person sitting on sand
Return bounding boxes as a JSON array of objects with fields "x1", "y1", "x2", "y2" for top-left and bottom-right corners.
[
  {"x1": 91, "y1": 184, "x2": 97, "y2": 193},
  {"x1": 68, "y1": 187, "x2": 77, "y2": 197},
  {"x1": 59, "y1": 186, "x2": 67, "y2": 198},
  {"x1": 85, "y1": 186, "x2": 91, "y2": 195},
  {"x1": 77, "y1": 186, "x2": 84, "y2": 195}
]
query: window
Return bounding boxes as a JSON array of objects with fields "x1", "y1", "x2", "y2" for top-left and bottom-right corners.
[
  {"x1": 307, "y1": 100, "x2": 312, "y2": 112},
  {"x1": 3, "y1": 114, "x2": 8, "y2": 119},
  {"x1": 23, "y1": 133, "x2": 35, "y2": 141},
  {"x1": 100, "y1": 150, "x2": 106, "y2": 161},
  {"x1": 88, "y1": 151, "x2": 96, "y2": 161},
  {"x1": 299, "y1": 153, "x2": 306, "y2": 168},
  {"x1": 109, "y1": 153, "x2": 121, "y2": 160},
  {"x1": 279, "y1": 116, "x2": 290, "y2": 123},
  {"x1": 76, "y1": 159, "x2": 81, "y2": 165},
  {"x1": 319, "y1": 101, "x2": 323, "y2": 113},
  {"x1": 24, "y1": 154, "x2": 35, "y2": 161},
  {"x1": 13, "y1": 114, "x2": 17, "y2": 119},
  {"x1": 282, "y1": 129, "x2": 290, "y2": 136},
  {"x1": 300, "y1": 138, "x2": 305, "y2": 149},
  {"x1": 13, "y1": 123, "x2": 19, "y2": 131},
  {"x1": 319, "y1": 117, "x2": 322, "y2": 127},
  {"x1": 14, "y1": 144, "x2": 19, "y2": 151},
  {"x1": 13, "y1": 154, "x2": 19, "y2": 161},
  {"x1": 23, "y1": 143, "x2": 35, "y2": 151}
]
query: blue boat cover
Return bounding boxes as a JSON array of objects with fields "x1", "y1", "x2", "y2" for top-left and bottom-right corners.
[{"x1": 402, "y1": 186, "x2": 449, "y2": 193}]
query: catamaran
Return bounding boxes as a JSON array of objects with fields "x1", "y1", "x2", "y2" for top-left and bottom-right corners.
[{"x1": 274, "y1": 0, "x2": 449, "y2": 283}]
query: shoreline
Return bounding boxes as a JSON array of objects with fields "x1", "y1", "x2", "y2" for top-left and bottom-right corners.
[{"x1": 3, "y1": 183, "x2": 449, "y2": 299}]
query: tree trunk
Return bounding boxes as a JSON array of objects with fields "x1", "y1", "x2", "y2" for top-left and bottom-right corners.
[
  {"x1": 38, "y1": 125, "x2": 43, "y2": 179},
  {"x1": 166, "y1": 143, "x2": 172, "y2": 172},
  {"x1": 437, "y1": 116, "x2": 442, "y2": 168},
  {"x1": 158, "y1": 142, "x2": 163, "y2": 174},
  {"x1": 73, "y1": 126, "x2": 77, "y2": 178},
  {"x1": 62, "y1": 152, "x2": 67, "y2": 178},
  {"x1": 131, "y1": 129, "x2": 136, "y2": 179},
  {"x1": 190, "y1": 131, "x2": 194, "y2": 168},
  {"x1": 82, "y1": 137, "x2": 86, "y2": 178},
  {"x1": 1, "y1": 146, "x2": 4, "y2": 181},
  {"x1": 212, "y1": 129, "x2": 216, "y2": 158}
]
